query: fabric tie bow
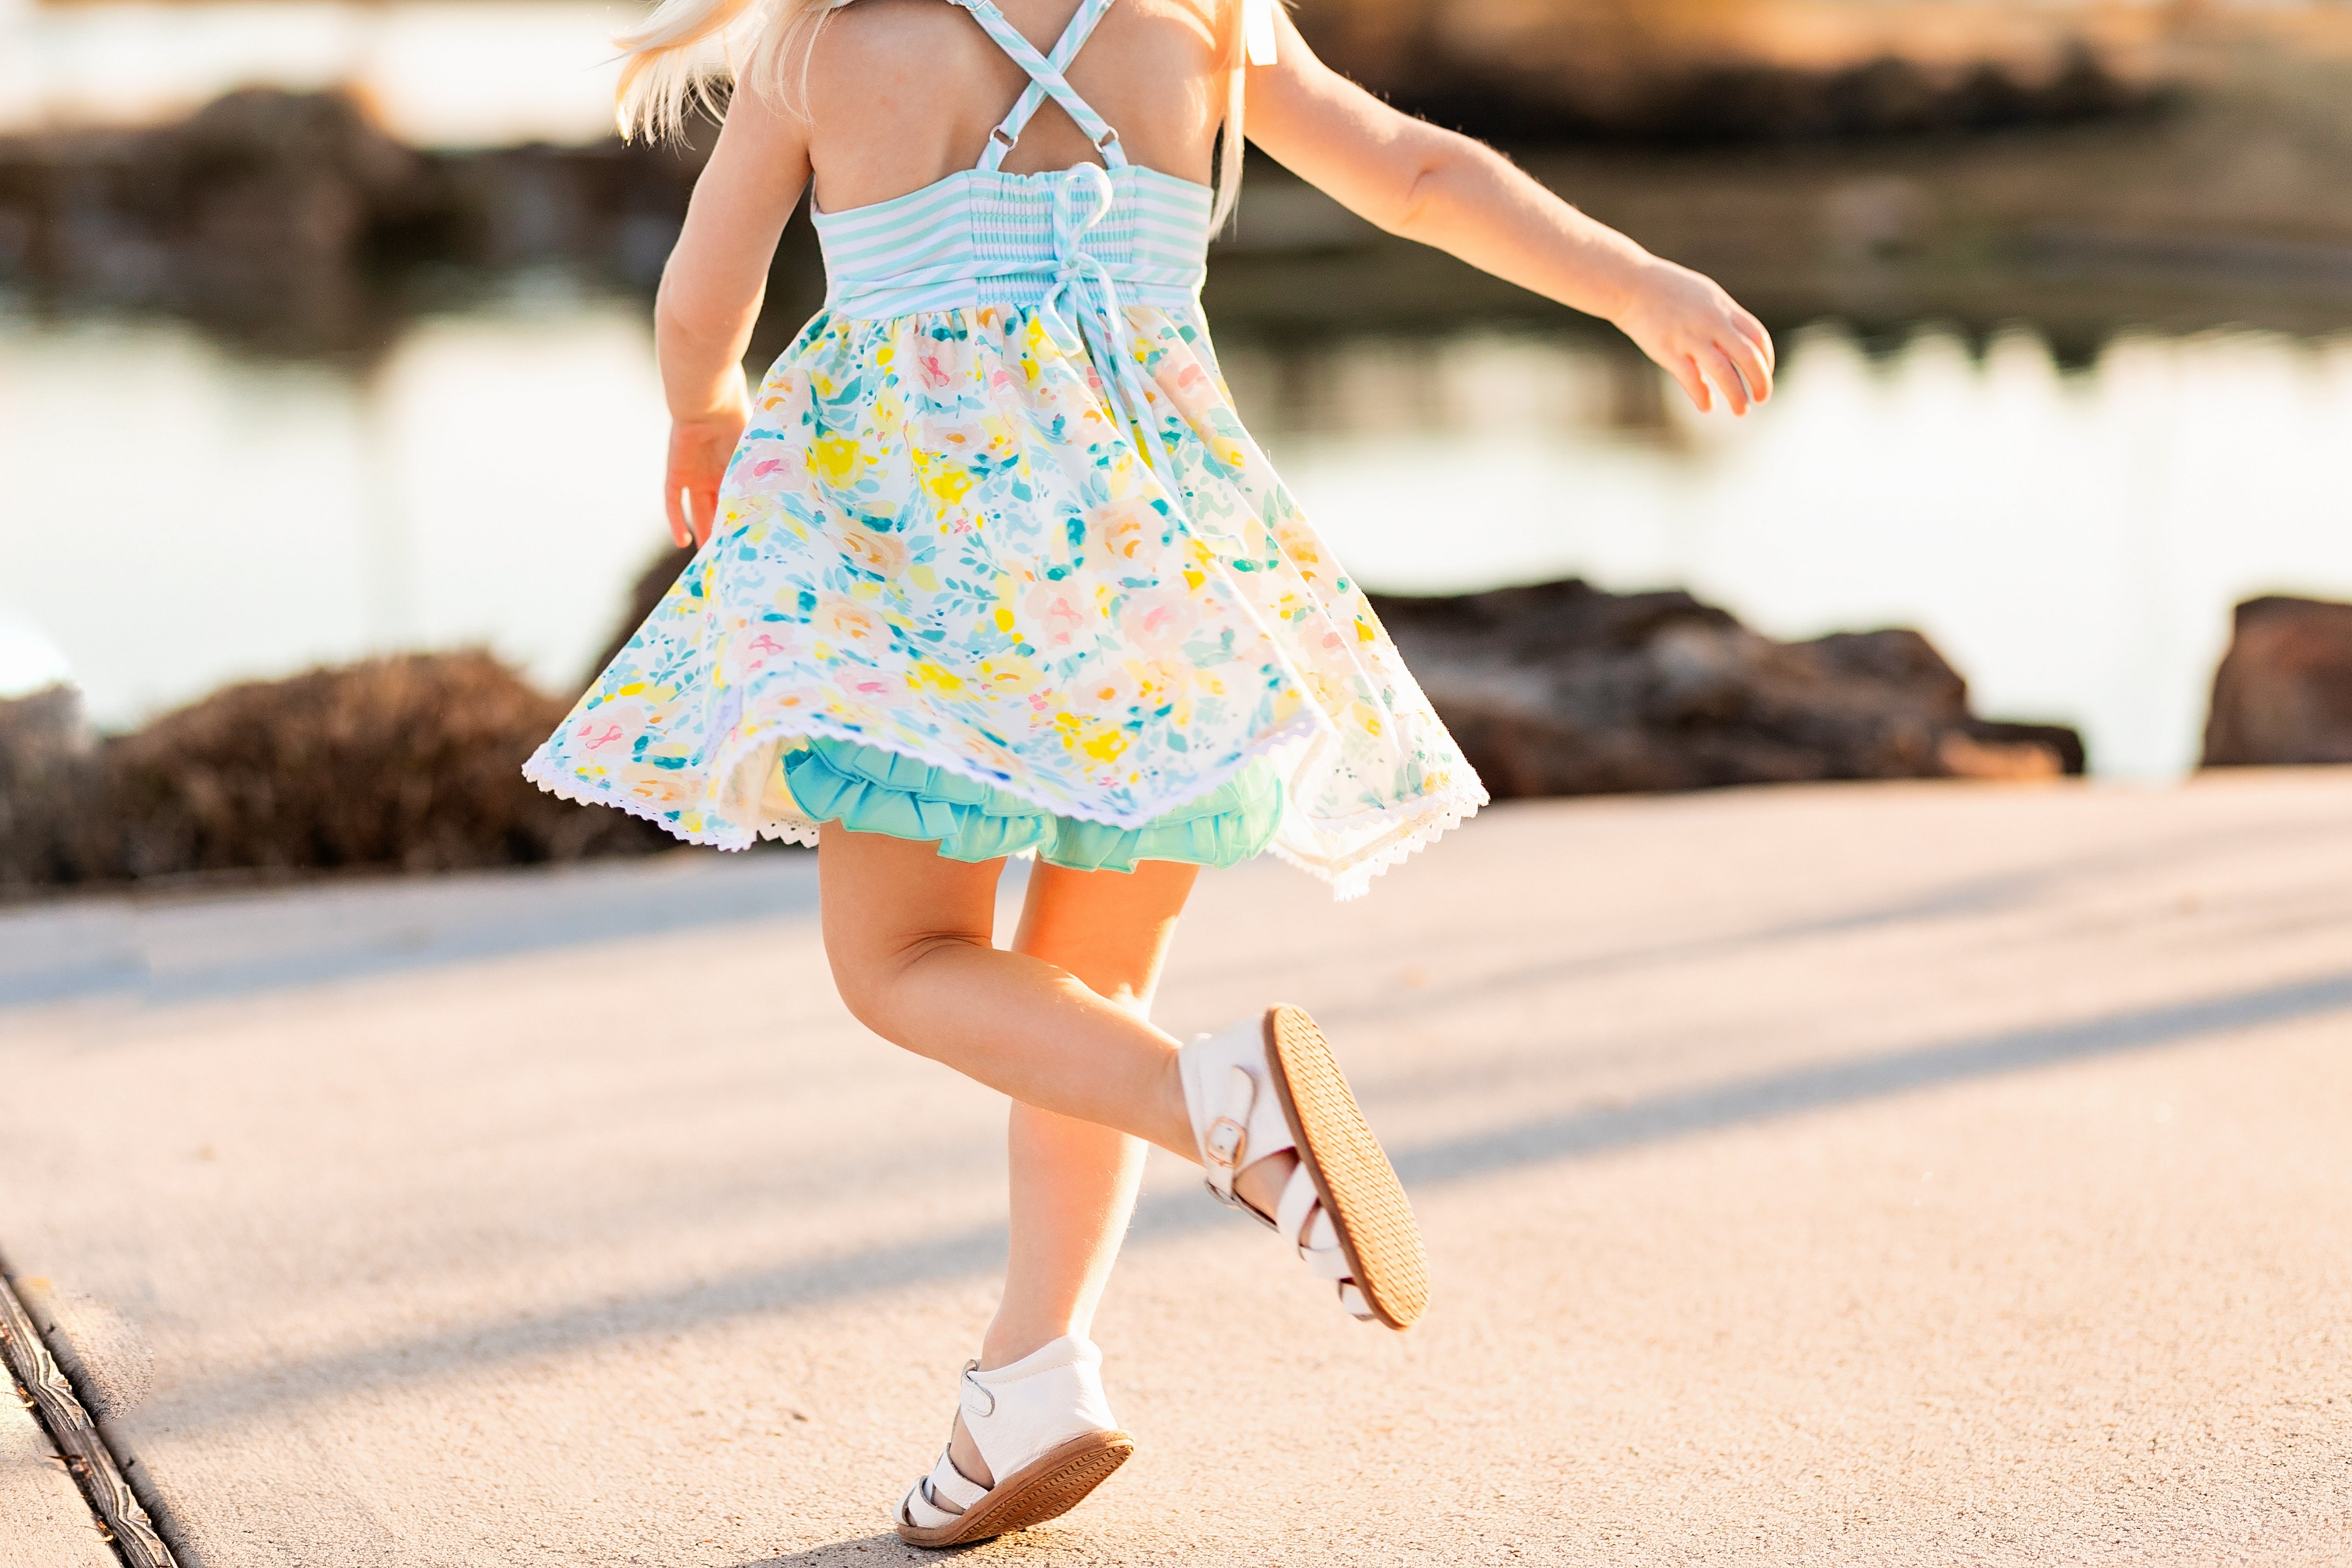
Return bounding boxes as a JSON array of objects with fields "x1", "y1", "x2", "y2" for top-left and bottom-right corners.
[{"x1": 1038, "y1": 162, "x2": 1188, "y2": 499}]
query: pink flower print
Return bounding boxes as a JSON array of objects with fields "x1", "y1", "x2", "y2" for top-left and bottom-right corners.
[
  {"x1": 917, "y1": 351, "x2": 952, "y2": 391},
  {"x1": 577, "y1": 721, "x2": 623, "y2": 751},
  {"x1": 1023, "y1": 580, "x2": 1092, "y2": 650},
  {"x1": 1122, "y1": 588, "x2": 1192, "y2": 658},
  {"x1": 1097, "y1": 500, "x2": 1155, "y2": 561}
]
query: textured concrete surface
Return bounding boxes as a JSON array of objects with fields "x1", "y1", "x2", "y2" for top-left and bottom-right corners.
[
  {"x1": 1, "y1": 773, "x2": 2349, "y2": 1566},
  {"x1": 0, "y1": 1372, "x2": 120, "y2": 1568}
]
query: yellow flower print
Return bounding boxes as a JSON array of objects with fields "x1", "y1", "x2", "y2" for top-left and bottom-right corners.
[
  {"x1": 811, "y1": 436, "x2": 862, "y2": 486},
  {"x1": 978, "y1": 655, "x2": 1043, "y2": 694},
  {"x1": 1126, "y1": 657, "x2": 1190, "y2": 718}
]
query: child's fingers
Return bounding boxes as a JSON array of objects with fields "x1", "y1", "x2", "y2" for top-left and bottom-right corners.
[
  {"x1": 665, "y1": 481, "x2": 692, "y2": 547},
  {"x1": 1735, "y1": 307, "x2": 1776, "y2": 372},
  {"x1": 1704, "y1": 346, "x2": 1750, "y2": 415},
  {"x1": 691, "y1": 482, "x2": 721, "y2": 546},
  {"x1": 1670, "y1": 353, "x2": 1711, "y2": 413},
  {"x1": 1725, "y1": 334, "x2": 1773, "y2": 405}
]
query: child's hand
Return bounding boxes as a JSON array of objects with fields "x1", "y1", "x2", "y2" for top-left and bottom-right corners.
[
  {"x1": 1613, "y1": 258, "x2": 1776, "y2": 416},
  {"x1": 664, "y1": 371, "x2": 751, "y2": 548}
]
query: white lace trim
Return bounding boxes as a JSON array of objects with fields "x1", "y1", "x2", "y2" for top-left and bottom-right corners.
[{"x1": 524, "y1": 716, "x2": 1483, "y2": 899}]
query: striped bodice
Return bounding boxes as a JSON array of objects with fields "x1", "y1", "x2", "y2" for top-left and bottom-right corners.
[
  {"x1": 810, "y1": 0, "x2": 1213, "y2": 324},
  {"x1": 811, "y1": 162, "x2": 1212, "y2": 322}
]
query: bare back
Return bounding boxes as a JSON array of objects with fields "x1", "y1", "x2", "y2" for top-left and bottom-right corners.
[{"x1": 796, "y1": 0, "x2": 1230, "y2": 214}]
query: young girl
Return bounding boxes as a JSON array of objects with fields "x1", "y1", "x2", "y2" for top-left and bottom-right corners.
[{"x1": 528, "y1": 0, "x2": 1771, "y2": 1545}]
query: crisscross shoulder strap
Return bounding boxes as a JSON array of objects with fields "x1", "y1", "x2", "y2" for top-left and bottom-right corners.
[{"x1": 946, "y1": 0, "x2": 1129, "y2": 171}]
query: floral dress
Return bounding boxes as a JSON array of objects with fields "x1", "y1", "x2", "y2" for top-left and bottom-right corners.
[{"x1": 525, "y1": 0, "x2": 1485, "y2": 898}]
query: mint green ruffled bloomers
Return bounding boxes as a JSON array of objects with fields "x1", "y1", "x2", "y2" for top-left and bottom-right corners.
[{"x1": 782, "y1": 739, "x2": 1282, "y2": 873}]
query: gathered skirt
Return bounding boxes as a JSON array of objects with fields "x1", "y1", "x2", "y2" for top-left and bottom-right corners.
[{"x1": 525, "y1": 299, "x2": 1485, "y2": 898}]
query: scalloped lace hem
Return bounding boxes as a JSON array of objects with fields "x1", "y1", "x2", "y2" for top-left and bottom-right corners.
[
  {"x1": 1268, "y1": 788, "x2": 1487, "y2": 902},
  {"x1": 526, "y1": 729, "x2": 1483, "y2": 899},
  {"x1": 523, "y1": 749, "x2": 821, "y2": 850}
]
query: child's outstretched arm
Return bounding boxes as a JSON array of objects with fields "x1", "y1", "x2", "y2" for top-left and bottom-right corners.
[
  {"x1": 653, "y1": 91, "x2": 812, "y2": 546},
  {"x1": 1243, "y1": 12, "x2": 1774, "y2": 415}
]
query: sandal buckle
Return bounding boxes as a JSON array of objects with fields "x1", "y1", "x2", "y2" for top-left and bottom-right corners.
[{"x1": 1203, "y1": 1114, "x2": 1247, "y2": 1170}]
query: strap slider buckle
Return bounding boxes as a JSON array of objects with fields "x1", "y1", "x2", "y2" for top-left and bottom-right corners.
[{"x1": 1204, "y1": 1114, "x2": 1247, "y2": 1171}]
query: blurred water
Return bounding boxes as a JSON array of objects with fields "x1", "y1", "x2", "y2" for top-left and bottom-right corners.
[
  {"x1": 0, "y1": 283, "x2": 669, "y2": 722},
  {"x1": 6, "y1": 301, "x2": 2351, "y2": 777},
  {"x1": 0, "y1": 0, "x2": 623, "y2": 146}
]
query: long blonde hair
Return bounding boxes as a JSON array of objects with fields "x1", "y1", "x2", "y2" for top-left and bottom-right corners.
[{"x1": 613, "y1": 0, "x2": 1263, "y2": 231}]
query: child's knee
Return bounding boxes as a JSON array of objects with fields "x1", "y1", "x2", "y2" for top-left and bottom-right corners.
[{"x1": 825, "y1": 927, "x2": 988, "y2": 1040}]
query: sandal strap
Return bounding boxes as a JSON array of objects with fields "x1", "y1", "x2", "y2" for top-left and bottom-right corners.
[
  {"x1": 1274, "y1": 1160, "x2": 1320, "y2": 1244},
  {"x1": 899, "y1": 1445, "x2": 987, "y2": 1529},
  {"x1": 1274, "y1": 1163, "x2": 1375, "y2": 1312},
  {"x1": 1180, "y1": 1018, "x2": 1297, "y2": 1216}
]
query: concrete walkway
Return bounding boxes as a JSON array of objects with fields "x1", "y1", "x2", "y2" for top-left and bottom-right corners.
[{"x1": 1, "y1": 773, "x2": 2348, "y2": 1566}]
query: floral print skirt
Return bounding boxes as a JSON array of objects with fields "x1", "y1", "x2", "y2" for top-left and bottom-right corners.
[{"x1": 525, "y1": 300, "x2": 1485, "y2": 899}]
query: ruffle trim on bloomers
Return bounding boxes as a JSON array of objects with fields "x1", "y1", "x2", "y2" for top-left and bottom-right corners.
[{"x1": 522, "y1": 709, "x2": 1483, "y2": 901}]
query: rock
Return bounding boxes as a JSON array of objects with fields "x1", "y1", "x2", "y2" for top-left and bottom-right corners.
[
  {"x1": 94, "y1": 651, "x2": 668, "y2": 881},
  {"x1": 1293, "y1": 2, "x2": 2158, "y2": 144},
  {"x1": 0, "y1": 89, "x2": 714, "y2": 355},
  {"x1": 1370, "y1": 578, "x2": 2083, "y2": 797},
  {"x1": 0, "y1": 653, "x2": 670, "y2": 897},
  {"x1": 2201, "y1": 595, "x2": 2352, "y2": 767}
]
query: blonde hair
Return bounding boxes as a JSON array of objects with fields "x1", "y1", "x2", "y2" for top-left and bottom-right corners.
[{"x1": 614, "y1": 0, "x2": 1260, "y2": 228}]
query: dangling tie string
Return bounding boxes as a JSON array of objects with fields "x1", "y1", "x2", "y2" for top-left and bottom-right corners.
[{"x1": 1038, "y1": 164, "x2": 1189, "y2": 504}]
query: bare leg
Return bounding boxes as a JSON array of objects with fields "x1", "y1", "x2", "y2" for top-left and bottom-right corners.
[
  {"x1": 818, "y1": 831, "x2": 1195, "y2": 1154},
  {"x1": 983, "y1": 857, "x2": 1197, "y2": 1369},
  {"x1": 819, "y1": 830, "x2": 1299, "y2": 1489}
]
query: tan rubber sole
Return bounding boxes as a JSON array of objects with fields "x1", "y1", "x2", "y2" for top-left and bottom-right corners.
[
  {"x1": 896, "y1": 1428, "x2": 1135, "y2": 1548},
  {"x1": 1263, "y1": 1003, "x2": 1430, "y2": 1331}
]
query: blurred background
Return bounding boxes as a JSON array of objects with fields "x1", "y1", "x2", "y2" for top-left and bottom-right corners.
[{"x1": 3, "y1": 0, "x2": 2351, "y2": 891}]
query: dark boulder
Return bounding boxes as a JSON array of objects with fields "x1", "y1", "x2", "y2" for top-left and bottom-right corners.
[
  {"x1": 1292, "y1": 1, "x2": 2158, "y2": 146},
  {"x1": 0, "y1": 88, "x2": 715, "y2": 356},
  {"x1": 0, "y1": 652, "x2": 668, "y2": 897},
  {"x1": 2202, "y1": 595, "x2": 2352, "y2": 767},
  {"x1": 1370, "y1": 579, "x2": 2083, "y2": 797}
]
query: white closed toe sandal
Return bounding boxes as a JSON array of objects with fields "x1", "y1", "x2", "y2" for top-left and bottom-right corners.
[
  {"x1": 1179, "y1": 1004, "x2": 1430, "y2": 1330},
  {"x1": 894, "y1": 1335, "x2": 1134, "y2": 1548}
]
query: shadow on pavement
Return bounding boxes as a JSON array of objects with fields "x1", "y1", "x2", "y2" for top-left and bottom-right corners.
[
  {"x1": 139, "y1": 961, "x2": 2352, "y2": 1432},
  {"x1": 1309, "y1": 808, "x2": 2341, "y2": 1034},
  {"x1": 0, "y1": 852, "x2": 821, "y2": 1009},
  {"x1": 733, "y1": 1531, "x2": 936, "y2": 1564}
]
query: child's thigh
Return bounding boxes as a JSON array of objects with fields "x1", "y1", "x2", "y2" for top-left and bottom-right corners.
[
  {"x1": 1013, "y1": 860, "x2": 1200, "y2": 1005},
  {"x1": 816, "y1": 827, "x2": 1006, "y2": 986}
]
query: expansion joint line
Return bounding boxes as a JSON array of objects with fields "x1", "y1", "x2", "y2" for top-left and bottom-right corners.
[{"x1": 0, "y1": 1266, "x2": 178, "y2": 1568}]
